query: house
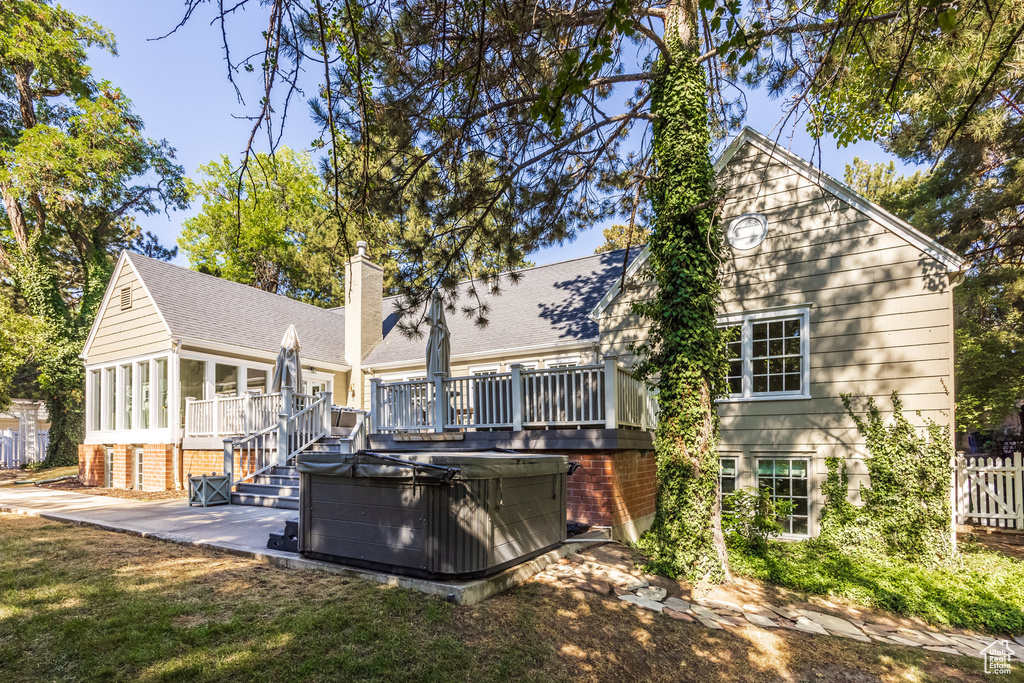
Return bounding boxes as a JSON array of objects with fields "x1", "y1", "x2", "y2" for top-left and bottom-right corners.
[
  {"x1": 78, "y1": 127, "x2": 962, "y2": 541},
  {"x1": 0, "y1": 399, "x2": 50, "y2": 467}
]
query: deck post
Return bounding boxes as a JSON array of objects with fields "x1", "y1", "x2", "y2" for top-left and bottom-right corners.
[
  {"x1": 369, "y1": 378, "x2": 381, "y2": 433},
  {"x1": 278, "y1": 384, "x2": 293, "y2": 465},
  {"x1": 509, "y1": 364, "x2": 523, "y2": 431},
  {"x1": 184, "y1": 397, "x2": 194, "y2": 437},
  {"x1": 212, "y1": 394, "x2": 221, "y2": 438},
  {"x1": 433, "y1": 372, "x2": 447, "y2": 433},
  {"x1": 243, "y1": 391, "x2": 253, "y2": 436},
  {"x1": 322, "y1": 390, "x2": 333, "y2": 435},
  {"x1": 222, "y1": 437, "x2": 234, "y2": 488},
  {"x1": 603, "y1": 355, "x2": 618, "y2": 430}
]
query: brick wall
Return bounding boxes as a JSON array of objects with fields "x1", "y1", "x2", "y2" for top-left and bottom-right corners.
[
  {"x1": 110, "y1": 444, "x2": 134, "y2": 489},
  {"x1": 566, "y1": 450, "x2": 656, "y2": 535},
  {"x1": 78, "y1": 444, "x2": 106, "y2": 486},
  {"x1": 141, "y1": 444, "x2": 174, "y2": 491},
  {"x1": 182, "y1": 449, "x2": 257, "y2": 480}
]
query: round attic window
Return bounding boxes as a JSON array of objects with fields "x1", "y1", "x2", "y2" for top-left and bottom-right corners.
[{"x1": 726, "y1": 213, "x2": 768, "y2": 250}]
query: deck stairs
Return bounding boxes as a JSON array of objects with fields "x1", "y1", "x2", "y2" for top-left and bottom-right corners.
[{"x1": 231, "y1": 436, "x2": 351, "y2": 510}]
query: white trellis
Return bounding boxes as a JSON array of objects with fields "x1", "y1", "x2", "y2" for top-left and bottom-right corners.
[{"x1": 956, "y1": 451, "x2": 1024, "y2": 529}]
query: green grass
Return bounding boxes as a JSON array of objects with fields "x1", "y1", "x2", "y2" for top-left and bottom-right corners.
[
  {"x1": 729, "y1": 537, "x2": 1024, "y2": 635},
  {"x1": 0, "y1": 514, "x2": 991, "y2": 682},
  {"x1": 0, "y1": 465, "x2": 78, "y2": 482}
]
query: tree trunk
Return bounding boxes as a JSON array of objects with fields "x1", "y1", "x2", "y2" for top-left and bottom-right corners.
[{"x1": 636, "y1": 0, "x2": 731, "y2": 582}]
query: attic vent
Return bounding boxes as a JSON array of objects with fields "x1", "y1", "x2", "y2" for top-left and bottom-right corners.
[{"x1": 120, "y1": 286, "x2": 132, "y2": 311}]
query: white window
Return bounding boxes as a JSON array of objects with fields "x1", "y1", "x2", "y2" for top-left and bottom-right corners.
[
  {"x1": 105, "y1": 366, "x2": 117, "y2": 430},
  {"x1": 104, "y1": 447, "x2": 113, "y2": 488},
  {"x1": 121, "y1": 363, "x2": 133, "y2": 430},
  {"x1": 135, "y1": 447, "x2": 144, "y2": 490},
  {"x1": 756, "y1": 458, "x2": 810, "y2": 536},
  {"x1": 155, "y1": 359, "x2": 169, "y2": 429},
  {"x1": 546, "y1": 357, "x2": 579, "y2": 369},
  {"x1": 718, "y1": 306, "x2": 810, "y2": 400},
  {"x1": 89, "y1": 370, "x2": 102, "y2": 431},
  {"x1": 719, "y1": 457, "x2": 738, "y2": 495},
  {"x1": 139, "y1": 361, "x2": 151, "y2": 429}
]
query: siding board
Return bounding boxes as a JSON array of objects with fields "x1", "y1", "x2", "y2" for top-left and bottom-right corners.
[{"x1": 85, "y1": 260, "x2": 171, "y2": 364}]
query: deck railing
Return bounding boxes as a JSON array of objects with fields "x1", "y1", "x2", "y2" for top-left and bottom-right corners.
[
  {"x1": 185, "y1": 391, "x2": 319, "y2": 439},
  {"x1": 370, "y1": 355, "x2": 658, "y2": 434}
]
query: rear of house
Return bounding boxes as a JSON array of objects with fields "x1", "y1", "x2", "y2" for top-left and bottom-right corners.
[
  {"x1": 595, "y1": 128, "x2": 962, "y2": 537},
  {"x1": 76, "y1": 127, "x2": 962, "y2": 541}
]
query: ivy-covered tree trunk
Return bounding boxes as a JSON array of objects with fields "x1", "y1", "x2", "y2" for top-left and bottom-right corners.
[{"x1": 636, "y1": 0, "x2": 731, "y2": 582}]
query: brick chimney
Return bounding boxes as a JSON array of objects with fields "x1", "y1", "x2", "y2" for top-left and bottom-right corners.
[{"x1": 344, "y1": 240, "x2": 383, "y2": 407}]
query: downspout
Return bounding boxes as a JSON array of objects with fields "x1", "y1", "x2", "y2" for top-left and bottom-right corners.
[{"x1": 947, "y1": 270, "x2": 965, "y2": 552}]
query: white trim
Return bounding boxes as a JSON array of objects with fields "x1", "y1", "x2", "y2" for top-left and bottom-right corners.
[
  {"x1": 467, "y1": 363, "x2": 501, "y2": 375},
  {"x1": 589, "y1": 128, "x2": 964, "y2": 322},
  {"x1": 718, "y1": 305, "x2": 811, "y2": 402},
  {"x1": 365, "y1": 339, "x2": 596, "y2": 371},
  {"x1": 714, "y1": 128, "x2": 964, "y2": 272},
  {"x1": 544, "y1": 355, "x2": 581, "y2": 368},
  {"x1": 176, "y1": 336, "x2": 350, "y2": 373},
  {"x1": 82, "y1": 252, "x2": 174, "y2": 361}
]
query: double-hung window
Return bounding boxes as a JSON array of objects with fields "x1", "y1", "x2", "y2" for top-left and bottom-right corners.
[
  {"x1": 756, "y1": 458, "x2": 810, "y2": 536},
  {"x1": 718, "y1": 306, "x2": 810, "y2": 400}
]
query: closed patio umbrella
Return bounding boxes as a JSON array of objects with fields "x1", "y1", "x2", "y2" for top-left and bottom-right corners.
[
  {"x1": 271, "y1": 324, "x2": 304, "y2": 393},
  {"x1": 425, "y1": 294, "x2": 451, "y2": 378}
]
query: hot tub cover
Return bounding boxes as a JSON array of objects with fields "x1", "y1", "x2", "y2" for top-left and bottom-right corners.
[{"x1": 296, "y1": 449, "x2": 569, "y2": 481}]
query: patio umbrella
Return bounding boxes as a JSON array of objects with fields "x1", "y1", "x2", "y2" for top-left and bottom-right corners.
[
  {"x1": 425, "y1": 294, "x2": 451, "y2": 378},
  {"x1": 271, "y1": 324, "x2": 304, "y2": 393}
]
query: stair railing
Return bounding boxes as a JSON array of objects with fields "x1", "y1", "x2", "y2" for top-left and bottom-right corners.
[{"x1": 222, "y1": 387, "x2": 332, "y2": 493}]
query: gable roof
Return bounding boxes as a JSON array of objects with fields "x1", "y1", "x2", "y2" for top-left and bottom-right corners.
[
  {"x1": 589, "y1": 127, "x2": 965, "y2": 321},
  {"x1": 92, "y1": 252, "x2": 349, "y2": 369},
  {"x1": 363, "y1": 249, "x2": 641, "y2": 367}
]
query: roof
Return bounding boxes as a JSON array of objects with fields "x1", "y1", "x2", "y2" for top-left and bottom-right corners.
[
  {"x1": 590, "y1": 127, "x2": 965, "y2": 320},
  {"x1": 124, "y1": 253, "x2": 348, "y2": 367},
  {"x1": 364, "y1": 249, "x2": 641, "y2": 367}
]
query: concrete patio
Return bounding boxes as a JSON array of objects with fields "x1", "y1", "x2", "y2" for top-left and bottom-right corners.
[{"x1": 0, "y1": 486, "x2": 592, "y2": 604}]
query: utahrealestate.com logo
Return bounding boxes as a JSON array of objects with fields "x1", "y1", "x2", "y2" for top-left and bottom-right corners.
[{"x1": 981, "y1": 640, "x2": 1017, "y2": 675}]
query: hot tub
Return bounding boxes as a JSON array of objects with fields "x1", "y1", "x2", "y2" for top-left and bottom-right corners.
[{"x1": 295, "y1": 450, "x2": 571, "y2": 579}]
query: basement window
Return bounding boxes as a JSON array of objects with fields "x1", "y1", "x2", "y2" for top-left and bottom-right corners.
[{"x1": 120, "y1": 286, "x2": 132, "y2": 310}]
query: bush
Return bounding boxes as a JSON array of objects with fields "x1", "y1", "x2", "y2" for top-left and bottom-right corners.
[{"x1": 722, "y1": 486, "x2": 794, "y2": 554}]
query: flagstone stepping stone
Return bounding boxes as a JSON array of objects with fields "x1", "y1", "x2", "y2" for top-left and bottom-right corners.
[
  {"x1": 713, "y1": 613, "x2": 749, "y2": 627},
  {"x1": 618, "y1": 594, "x2": 664, "y2": 612},
  {"x1": 742, "y1": 604, "x2": 778, "y2": 618},
  {"x1": 745, "y1": 613, "x2": 778, "y2": 628},
  {"x1": 622, "y1": 578, "x2": 650, "y2": 591},
  {"x1": 923, "y1": 646, "x2": 962, "y2": 655},
  {"x1": 892, "y1": 629, "x2": 944, "y2": 646},
  {"x1": 694, "y1": 615, "x2": 724, "y2": 629},
  {"x1": 794, "y1": 617, "x2": 829, "y2": 636},
  {"x1": 827, "y1": 629, "x2": 871, "y2": 643},
  {"x1": 664, "y1": 597, "x2": 691, "y2": 613},
  {"x1": 885, "y1": 635, "x2": 924, "y2": 647},
  {"x1": 765, "y1": 605, "x2": 805, "y2": 620},
  {"x1": 635, "y1": 586, "x2": 667, "y2": 601},
  {"x1": 801, "y1": 610, "x2": 865, "y2": 638},
  {"x1": 664, "y1": 607, "x2": 694, "y2": 622},
  {"x1": 694, "y1": 597, "x2": 743, "y2": 613},
  {"x1": 1015, "y1": 635, "x2": 1024, "y2": 648}
]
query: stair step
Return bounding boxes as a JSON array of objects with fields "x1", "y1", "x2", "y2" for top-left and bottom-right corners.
[
  {"x1": 231, "y1": 492, "x2": 299, "y2": 509},
  {"x1": 252, "y1": 474, "x2": 298, "y2": 487},
  {"x1": 236, "y1": 482, "x2": 300, "y2": 497},
  {"x1": 269, "y1": 465, "x2": 297, "y2": 476}
]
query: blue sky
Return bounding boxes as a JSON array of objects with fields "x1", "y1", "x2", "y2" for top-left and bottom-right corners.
[{"x1": 67, "y1": 1, "x2": 906, "y2": 267}]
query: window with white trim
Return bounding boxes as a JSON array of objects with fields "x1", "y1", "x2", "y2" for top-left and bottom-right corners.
[
  {"x1": 756, "y1": 458, "x2": 810, "y2": 536},
  {"x1": 104, "y1": 447, "x2": 113, "y2": 488},
  {"x1": 718, "y1": 307, "x2": 810, "y2": 400},
  {"x1": 719, "y1": 457, "x2": 738, "y2": 494},
  {"x1": 135, "y1": 447, "x2": 144, "y2": 490}
]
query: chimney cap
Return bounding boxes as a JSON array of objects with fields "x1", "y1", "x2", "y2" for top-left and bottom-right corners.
[{"x1": 356, "y1": 240, "x2": 368, "y2": 257}]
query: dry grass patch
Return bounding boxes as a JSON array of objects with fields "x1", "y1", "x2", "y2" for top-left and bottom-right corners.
[{"x1": 0, "y1": 514, "x2": 997, "y2": 682}]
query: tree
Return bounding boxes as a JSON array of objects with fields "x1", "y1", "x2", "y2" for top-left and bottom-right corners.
[
  {"x1": 180, "y1": 0, "x2": 1022, "y2": 580},
  {"x1": 181, "y1": 147, "x2": 533, "y2": 306},
  {"x1": 0, "y1": 1, "x2": 186, "y2": 465},
  {"x1": 0, "y1": 295, "x2": 42, "y2": 412},
  {"x1": 594, "y1": 223, "x2": 651, "y2": 253}
]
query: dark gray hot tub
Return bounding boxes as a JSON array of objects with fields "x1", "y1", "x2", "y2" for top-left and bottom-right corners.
[{"x1": 296, "y1": 450, "x2": 570, "y2": 579}]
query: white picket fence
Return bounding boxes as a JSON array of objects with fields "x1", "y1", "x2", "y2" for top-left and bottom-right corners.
[
  {"x1": 0, "y1": 430, "x2": 50, "y2": 468},
  {"x1": 956, "y1": 451, "x2": 1024, "y2": 529}
]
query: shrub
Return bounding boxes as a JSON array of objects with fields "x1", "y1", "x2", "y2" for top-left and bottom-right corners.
[{"x1": 722, "y1": 486, "x2": 794, "y2": 554}]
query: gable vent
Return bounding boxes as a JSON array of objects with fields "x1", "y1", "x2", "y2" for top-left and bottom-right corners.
[{"x1": 120, "y1": 286, "x2": 132, "y2": 311}]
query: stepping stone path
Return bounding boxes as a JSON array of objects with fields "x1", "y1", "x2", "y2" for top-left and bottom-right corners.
[{"x1": 533, "y1": 551, "x2": 1010, "y2": 661}]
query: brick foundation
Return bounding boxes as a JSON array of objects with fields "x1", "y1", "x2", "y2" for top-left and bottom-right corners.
[
  {"x1": 141, "y1": 444, "x2": 174, "y2": 491},
  {"x1": 566, "y1": 449, "x2": 657, "y2": 541},
  {"x1": 110, "y1": 444, "x2": 133, "y2": 489},
  {"x1": 183, "y1": 449, "x2": 261, "y2": 480},
  {"x1": 78, "y1": 444, "x2": 106, "y2": 487}
]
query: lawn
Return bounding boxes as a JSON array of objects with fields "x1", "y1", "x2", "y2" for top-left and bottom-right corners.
[
  {"x1": 729, "y1": 537, "x2": 1024, "y2": 635},
  {"x1": 0, "y1": 514, "x2": 995, "y2": 682},
  {"x1": 0, "y1": 465, "x2": 78, "y2": 484}
]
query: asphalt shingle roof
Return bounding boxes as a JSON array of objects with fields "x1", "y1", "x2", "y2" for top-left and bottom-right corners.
[
  {"x1": 364, "y1": 248, "x2": 639, "y2": 366},
  {"x1": 127, "y1": 253, "x2": 346, "y2": 366}
]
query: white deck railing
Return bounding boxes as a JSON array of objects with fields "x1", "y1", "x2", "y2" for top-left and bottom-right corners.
[
  {"x1": 185, "y1": 392, "x2": 318, "y2": 439},
  {"x1": 370, "y1": 356, "x2": 658, "y2": 433}
]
